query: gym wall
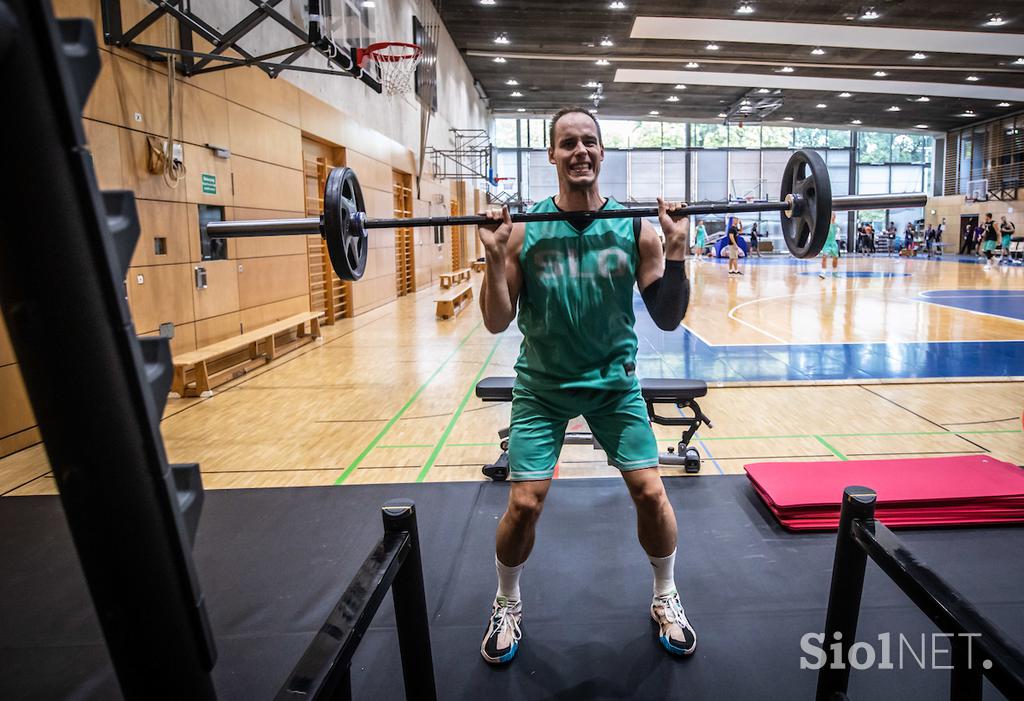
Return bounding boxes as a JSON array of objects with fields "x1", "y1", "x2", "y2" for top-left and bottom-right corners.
[{"x1": 0, "y1": 0, "x2": 489, "y2": 460}]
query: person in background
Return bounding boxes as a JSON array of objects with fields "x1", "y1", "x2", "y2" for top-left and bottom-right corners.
[
  {"x1": 981, "y1": 213, "x2": 999, "y2": 270},
  {"x1": 924, "y1": 224, "x2": 937, "y2": 258},
  {"x1": 904, "y1": 223, "x2": 915, "y2": 255},
  {"x1": 819, "y1": 213, "x2": 840, "y2": 278},
  {"x1": 999, "y1": 215, "x2": 1015, "y2": 264},
  {"x1": 727, "y1": 218, "x2": 743, "y2": 275},
  {"x1": 748, "y1": 222, "x2": 762, "y2": 258},
  {"x1": 959, "y1": 222, "x2": 974, "y2": 255},
  {"x1": 694, "y1": 220, "x2": 707, "y2": 261}
]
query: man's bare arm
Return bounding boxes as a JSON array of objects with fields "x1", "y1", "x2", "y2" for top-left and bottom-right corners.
[{"x1": 479, "y1": 219, "x2": 524, "y2": 334}]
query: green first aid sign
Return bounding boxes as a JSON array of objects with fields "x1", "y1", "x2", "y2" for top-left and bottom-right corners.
[{"x1": 201, "y1": 173, "x2": 217, "y2": 194}]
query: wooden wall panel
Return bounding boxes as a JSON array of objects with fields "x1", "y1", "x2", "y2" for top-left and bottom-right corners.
[
  {"x1": 183, "y1": 143, "x2": 233, "y2": 206},
  {"x1": 108, "y1": 53, "x2": 169, "y2": 136},
  {"x1": 362, "y1": 187, "x2": 394, "y2": 220},
  {"x1": 240, "y1": 296, "x2": 310, "y2": 331},
  {"x1": 164, "y1": 322, "x2": 197, "y2": 357},
  {"x1": 126, "y1": 263, "x2": 196, "y2": 331},
  {"x1": 181, "y1": 82, "x2": 230, "y2": 151},
  {"x1": 193, "y1": 259, "x2": 240, "y2": 320},
  {"x1": 225, "y1": 66, "x2": 301, "y2": 127},
  {"x1": 83, "y1": 49, "x2": 122, "y2": 126},
  {"x1": 131, "y1": 200, "x2": 190, "y2": 267},
  {"x1": 298, "y1": 92, "x2": 345, "y2": 146},
  {"x1": 0, "y1": 364, "x2": 35, "y2": 440},
  {"x1": 0, "y1": 427, "x2": 41, "y2": 459},
  {"x1": 227, "y1": 103, "x2": 303, "y2": 170},
  {"x1": 83, "y1": 119, "x2": 124, "y2": 190},
  {"x1": 236, "y1": 255, "x2": 308, "y2": 310},
  {"x1": 344, "y1": 150, "x2": 392, "y2": 192},
  {"x1": 119, "y1": 128, "x2": 186, "y2": 202},
  {"x1": 231, "y1": 156, "x2": 303, "y2": 212},
  {"x1": 0, "y1": 316, "x2": 14, "y2": 367},
  {"x1": 195, "y1": 312, "x2": 243, "y2": 347}
]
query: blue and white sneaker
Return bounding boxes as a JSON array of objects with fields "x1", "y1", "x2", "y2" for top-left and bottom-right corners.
[
  {"x1": 480, "y1": 596, "x2": 522, "y2": 664},
  {"x1": 651, "y1": 591, "x2": 697, "y2": 656}
]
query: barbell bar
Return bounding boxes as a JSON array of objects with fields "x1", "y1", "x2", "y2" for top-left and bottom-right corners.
[{"x1": 206, "y1": 150, "x2": 928, "y2": 281}]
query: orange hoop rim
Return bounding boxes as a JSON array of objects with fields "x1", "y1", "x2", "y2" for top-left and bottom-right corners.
[{"x1": 360, "y1": 42, "x2": 422, "y2": 64}]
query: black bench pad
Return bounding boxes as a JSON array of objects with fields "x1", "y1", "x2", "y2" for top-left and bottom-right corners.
[{"x1": 475, "y1": 376, "x2": 708, "y2": 402}]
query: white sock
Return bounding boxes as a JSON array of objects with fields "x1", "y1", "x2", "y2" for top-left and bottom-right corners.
[
  {"x1": 496, "y1": 555, "x2": 524, "y2": 602},
  {"x1": 648, "y1": 549, "x2": 677, "y2": 597}
]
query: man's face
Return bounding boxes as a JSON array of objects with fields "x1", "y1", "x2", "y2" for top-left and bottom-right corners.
[{"x1": 548, "y1": 113, "x2": 604, "y2": 190}]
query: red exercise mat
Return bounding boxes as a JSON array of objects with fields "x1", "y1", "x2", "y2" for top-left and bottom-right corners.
[{"x1": 744, "y1": 455, "x2": 1024, "y2": 531}]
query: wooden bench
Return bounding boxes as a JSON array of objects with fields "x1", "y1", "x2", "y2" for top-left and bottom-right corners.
[
  {"x1": 435, "y1": 282, "x2": 473, "y2": 320},
  {"x1": 471, "y1": 259, "x2": 486, "y2": 273},
  {"x1": 439, "y1": 267, "x2": 471, "y2": 289},
  {"x1": 170, "y1": 311, "x2": 323, "y2": 398}
]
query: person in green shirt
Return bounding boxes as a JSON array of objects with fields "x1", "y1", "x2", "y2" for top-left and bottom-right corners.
[
  {"x1": 694, "y1": 219, "x2": 707, "y2": 260},
  {"x1": 819, "y1": 212, "x2": 840, "y2": 278},
  {"x1": 476, "y1": 107, "x2": 696, "y2": 665}
]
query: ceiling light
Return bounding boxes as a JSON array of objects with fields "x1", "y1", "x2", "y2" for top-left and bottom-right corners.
[
  {"x1": 851, "y1": 119, "x2": 863, "y2": 124},
  {"x1": 494, "y1": 33, "x2": 510, "y2": 45},
  {"x1": 608, "y1": 1, "x2": 625, "y2": 8},
  {"x1": 783, "y1": 116, "x2": 794, "y2": 121},
  {"x1": 963, "y1": 109, "x2": 976, "y2": 115},
  {"x1": 816, "y1": 103, "x2": 828, "y2": 108},
  {"x1": 736, "y1": 3, "x2": 754, "y2": 14},
  {"x1": 588, "y1": 93, "x2": 603, "y2": 100},
  {"x1": 860, "y1": 8, "x2": 880, "y2": 20},
  {"x1": 649, "y1": 110, "x2": 660, "y2": 115},
  {"x1": 667, "y1": 95, "x2": 680, "y2": 102},
  {"x1": 685, "y1": 62, "x2": 700, "y2": 69},
  {"x1": 510, "y1": 91, "x2": 522, "y2": 97},
  {"x1": 492, "y1": 57, "x2": 506, "y2": 63},
  {"x1": 505, "y1": 79, "x2": 518, "y2": 86},
  {"x1": 740, "y1": 99, "x2": 751, "y2": 105},
  {"x1": 778, "y1": 66, "x2": 794, "y2": 73},
  {"x1": 479, "y1": 0, "x2": 495, "y2": 5},
  {"x1": 1014, "y1": 58, "x2": 1024, "y2": 65},
  {"x1": 757, "y1": 88, "x2": 772, "y2": 94},
  {"x1": 600, "y1": 36, "x2": 614, "y2": 47},
  {"x1": 887, "y1": 105, "x2": 901, "y2": 111},
  {"x1": 718, "y1": 112, "x2": 728, "y2": 118},
  {"x1": 873, "y1": 70, "x2": 888, "y2": 77},
  {"x1": 985, "y1": 14, "x2": 1007, "y2": 27},
  {"x1": 811, "y1": 47, "x2": 825, "y2": 55},
  {"x1": 596, "y1": 59, "x2": 610, "y2": 65},
  {"x1": 998, "y1": 102, "x2": 1012, "y2": 107},
  {"x1": 584, "y1": 81, "x2": 599, "y2": 88},
  {"x1": 914, "y1": 96, "x2": 931, "y2": 102},
  {"x1": 838, "y1": 92, "x2": 852, "y2": 98},
  {"x1": 910, "y1": 52, "x2": 927, "y2": 60},
  {"x1": 516, "y1": 108, "x2": 526, "y2": 113},
  {"x1": 588, "y1": 108, "x2": 598, "y2": 113},
  {"x1": 966, "y1": 75, "x2": 980, "y2": 82},
  {"x1": 674, "y1": 84, "x2": 687, "y2": 90},
  {"x1": 362, "y1": 0, "x2": 376, "y2": 6},
  {"x1": 914, "y1": 124, "x2": 928, "y2": 128},
  {"x1": 706, "y1": 43, "x2": 720, "y2": 51}
]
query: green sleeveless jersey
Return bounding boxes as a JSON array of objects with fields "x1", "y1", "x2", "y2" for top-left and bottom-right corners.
[{"x1": 515, "y1": 196, "x2": 640, "y2": 391}]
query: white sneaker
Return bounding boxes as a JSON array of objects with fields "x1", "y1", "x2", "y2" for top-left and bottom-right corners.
[
  {"x1": 651, "y1": 592, "x2": 697, "y2": 656},
  {"x1": 480, "y1": 597, "x2": 523, "y2": 664},
  {"x1": 818, "y1": 272, "x2": 826, "y2": 279}
]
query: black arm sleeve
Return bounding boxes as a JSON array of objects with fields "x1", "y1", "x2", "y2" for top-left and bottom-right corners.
[{"x1": 641, "y1": 259, "x2": 689, "y2": 331}]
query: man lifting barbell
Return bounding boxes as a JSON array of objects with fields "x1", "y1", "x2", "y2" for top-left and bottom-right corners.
[{"x1": 475, "y1": 107, "x2": 696, "y2": 665}]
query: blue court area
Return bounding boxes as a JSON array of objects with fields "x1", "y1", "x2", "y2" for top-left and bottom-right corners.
[
  {"x1": 919, "y1": 289, "x2": 1024, "y2": 322},
  {"x1": 632, "y1": 297, "x2": 1024, "y2": 383},
  {"x1": 797, "y1": 271, "x2": 911, "y2": 278}
]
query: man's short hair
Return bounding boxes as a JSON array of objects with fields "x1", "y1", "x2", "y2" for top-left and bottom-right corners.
[{"x1": 548, "y1": 107, "x2": 602, "y2": 147}]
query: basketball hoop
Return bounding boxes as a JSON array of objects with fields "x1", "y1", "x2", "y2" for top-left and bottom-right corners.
[{"x1": 357, "y1": 42, "x2": 422, "y2": 97}]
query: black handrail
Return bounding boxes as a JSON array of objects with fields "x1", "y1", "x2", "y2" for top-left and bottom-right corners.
[{"x1": 817, "y1": 486, "x2": 1024, "y2": 701}]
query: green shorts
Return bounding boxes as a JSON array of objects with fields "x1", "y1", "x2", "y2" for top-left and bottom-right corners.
[
  {"x1": 822, "y1": 241, "x2": 839, "y2": 258},
  {"x1": 508, "y1": 382, "x2": 659, "y2": 481}
]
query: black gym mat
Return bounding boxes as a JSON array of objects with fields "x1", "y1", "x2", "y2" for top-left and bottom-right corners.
[{"x1": 2, "y1": 476, "x2": 1023, "y2": 700}]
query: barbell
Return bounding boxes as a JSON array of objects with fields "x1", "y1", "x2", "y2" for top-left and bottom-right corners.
[{"x1": 205, "y1": 150, "x2": 928, "y2": 281}]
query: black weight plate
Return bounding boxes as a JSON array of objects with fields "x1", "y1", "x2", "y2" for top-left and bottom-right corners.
[
  {"x1": 322, "y1": 167, "x2": 368, "y2": 281},
  {"x1": 780, "y1": 150, "x2": 832, "y2": 259}
]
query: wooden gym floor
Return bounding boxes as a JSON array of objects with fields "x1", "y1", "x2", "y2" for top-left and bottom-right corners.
[{"x1": 2, "y1": 254, "x2": 1022, "y2": 495}]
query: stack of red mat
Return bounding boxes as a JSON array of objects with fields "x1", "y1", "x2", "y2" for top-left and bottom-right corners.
[{"x1": 744, "y1": 455, "x2": 1024, "y2": 531}]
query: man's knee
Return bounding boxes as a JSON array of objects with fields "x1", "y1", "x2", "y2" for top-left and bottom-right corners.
[
  {"x1": 628, "y1": 478, "x2": 669, "y2": 513},
  {"x1": 506, "y1": 485, "x2": 547, "y2": 524}
]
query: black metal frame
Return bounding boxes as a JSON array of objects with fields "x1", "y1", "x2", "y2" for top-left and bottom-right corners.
[
  {"x1": 100, "y1": 0, "x2": 382, "y2": 89},
  {"x1": 277, "y1": 500, "x2": 437, "y2": 701},
  {"x1": 817, "y1": 486, "x2": 1024, "y2": 701},
  {"x1": 427, "y1": 128, "x2": 494, "y2": 182}
]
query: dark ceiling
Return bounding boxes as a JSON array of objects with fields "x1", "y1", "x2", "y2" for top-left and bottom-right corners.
[{"x1": 432, "y1": 0, "x2": 1024, "y2": 132}]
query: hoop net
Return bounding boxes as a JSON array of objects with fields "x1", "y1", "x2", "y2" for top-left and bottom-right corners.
[{"x1": 360, "y1": 42, "x2": 422, "y2": 97}]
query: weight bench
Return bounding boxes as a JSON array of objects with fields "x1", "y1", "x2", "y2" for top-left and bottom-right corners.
[{"x1": 474, "y1": 377, "x2": 712, "y2": 480}]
